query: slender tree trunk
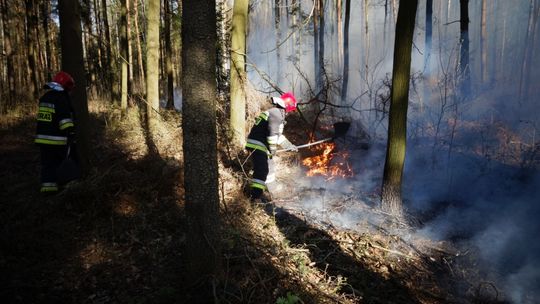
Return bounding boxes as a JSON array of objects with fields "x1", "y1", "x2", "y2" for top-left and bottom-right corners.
[
  {"x1": 480, "y1": 0, "x2": 487, "y2": 84},
  {"x1": 381, "y1": 0, "x2": 418, "y2": 218},
  {"x1": 120, "y1": 0, "x2": 129, "y2": 110},
  {"x1": 41, "y1": 1, "x2": 53, "y2": 79},
  {"x1": 134, "y1": 0, "x2": 145, "y2": 93},
  {"x1": 127, "y1": 0, "x2": 133, "y2": 91},
  {"x1": 459, "y1": 0, "x2": 471, "y2": 94},
  {"x1": 318, "y1": 0, "x2": 325, "y2": 90},
  {"x1": 422, "y1": 0, "x2": 433, "y2": 112},
  {"x1": 58, "y1": 0, "x2": 91, "y2": 174},
  {"x1": 1, "y1": 0, "x2": 15, "y2": 104},
  {"x1": 519, "y1": 0, "x2": 538, "y2": 103},
  {"x1": 101, "y1": 0, "x2": 116, "y2": 100},
  {"x1": 230, "y1": 0, "x2": 248, "y2": 144},
  {"x1": 313, "y1": 0, "x2": 320, "y2": 89},
  {"x1": 274, "y1": 0, "x2": 282, "y2": 85},
  {"x1": 337, "y1": 0, "x2": 342, "y2": 69},
  {"x1": 146, "y1": 0, "x2": 160, "y2": 120},
  {"x1": 164, "y1": 0, "x2": 174, "y2": 109},
  {"x1": 341, "y1": 0, "x2": 350, "y2": 101},
  {"x1": 24, "y1": 0, "x2": 39, "y2": 99},
  {"x1": 182, "y1": 0, "x2": 221, "y2": 285},
  {"x1": 92, "y1": 0, "x2": 104, "y2": 84}
]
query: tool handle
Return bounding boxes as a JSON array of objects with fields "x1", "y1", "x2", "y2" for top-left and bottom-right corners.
[{"x1": 277, "y1": 137, "x2": 332, "y2": 153}]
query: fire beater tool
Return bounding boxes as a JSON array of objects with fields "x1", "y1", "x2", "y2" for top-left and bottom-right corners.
[{"x1": 277, "y1": 121, "x2": 351, "y2": 153}]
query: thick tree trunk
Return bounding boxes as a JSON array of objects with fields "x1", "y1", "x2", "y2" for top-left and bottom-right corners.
[
  {"x1": 381, "y1": 0, "x2": 418, "y2": 218},
  {"x1": 182, "y1": 0, "x2": 221, "y2": 285},
  {"x1": 146, "y1": 0, "x2": 160, "y2": 121},
  {"x1": 230, "y1": 0, "x2": 248, "y2": 144},
  {"x1": 58, "y1": 0, "x2": 91, "y2": 174}
]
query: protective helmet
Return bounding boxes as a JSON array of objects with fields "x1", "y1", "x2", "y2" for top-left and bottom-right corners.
[
  {"x1": 272, "y1": 92, "x2": 297, "y2": 112},
  {"x1": 53, "y1": 71, "x2": 75, "y2": 91}
]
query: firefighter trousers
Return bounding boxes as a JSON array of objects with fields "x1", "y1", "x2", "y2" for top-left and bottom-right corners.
[{"x1": 39, "y1": 144, "x2": 68, "y2": 192}]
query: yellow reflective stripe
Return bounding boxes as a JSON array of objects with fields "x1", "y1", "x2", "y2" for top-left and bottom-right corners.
[
  {"x1": 259, "y1": 112, "x2": 269, "y2": 120},
  {"x1": 250, "y1": 178, "x2": 266, "y2": 190},
  {"x1": 40, "y1": 184, "x2": 58, "y2": 192},
  {"x1": 59, "y1": 122, "x2": 74, "y2": 130},
  {"x1": 35, "y1": 138, "x2": 67, "y2": 145},
  {"x1": 245, "y1": 143, "x2": 268, "y2": 153},
  {"x1": 39, "y1": 106, "x2": 55, "y2": 113}
]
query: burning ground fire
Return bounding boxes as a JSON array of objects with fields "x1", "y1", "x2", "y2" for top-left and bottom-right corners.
[{"x1": 302, "y1": 142, "x2": 354, "y2": 180}]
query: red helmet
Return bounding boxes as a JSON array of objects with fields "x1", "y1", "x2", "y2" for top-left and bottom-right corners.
[
  {"x1": 53, "y1": 71, "x2": 75, "y2": 91},
  {"x1": 272, "y1": 92, "x2": 297, "y2": 112}
]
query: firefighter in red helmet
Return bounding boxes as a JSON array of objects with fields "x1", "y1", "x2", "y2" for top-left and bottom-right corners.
[
  {"x1": 245, "y1": 92, "x2": 298, "y2": 202},
  {"x1": 35, "y1": 71, "x2": 76, "y2": 193}
]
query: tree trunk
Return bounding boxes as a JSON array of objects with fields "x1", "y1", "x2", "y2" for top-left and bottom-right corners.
[
  {"x1": 230, "y1": 0, "x2": 248, "y2": 144},
  {"x1": 459, "y1": 0, "x2": 470, "y2": 94},
  {"x1": 318, "y1": 0, "x2": 325, "y2": 90},
  {"x1": 58, "y1": 0, "x2": 91, "y2": 174},
  {"x1": 41, "y1": 1, "x2": 53, "y2": 80},
  {"x1": 480, "y1": 0, "x2": 487, "y2": 84},
  {"x1": 274, "y1": 0, "x2": 282, "y2": 85},
  {"x1": 341, "y1": 0, "x2": 350, "y2": 101},
  {"x1": 101, "y1": 0, "x2": 116, "y2": 100},
  {"x1": 182, "y1": 0, "x2": 221, "y2": 285},
  {"x1": 381, "y1": 0, "x2": 418, "y2": 218},
  {"x1": 24, "y1": 0, "x2": 39, "y2": 99},
  {"x1": 127, "y1": 0, "x2": 133, "y2": 88},
  {"x1": 1, "y1": 0, "x2": 15, "y2": 104},
  {"x1": 146, "y1": 0, "x2": 160, "y2": 122},
  {"x1": 134, "y1": 0, "x2": 145, "y2": 94},
  {"x1": 422, "y1": 0, "x2": 433, "y2": 112},
  {"x1": 120, "y1": 0, "x2": 129, "y2": 111},
  {"x1": 164, "y1": 0, "x2": 174, "y2": 109},
  {"x1": 519, "y1": 0, "x2": 538, "y2": 103}
]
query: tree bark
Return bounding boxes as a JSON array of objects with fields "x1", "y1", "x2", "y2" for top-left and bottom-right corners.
[
  {"x1": 381, "y1": 0, "x2": 418, "y2": 218},
  {"x1": 480, "y1": 0, "x2": 487, "y2": 84},
  {"x1": 459, "y1": 0, "x2": 471, "y2": 94},
  {"x1": 58, "y1": 0, "x2": 91, "y2": 174},
  {"x1": 24, "y1": 0, "x2": 39, "y2": 99},
  {"x1": 341, "y1": 0, "x2": 350, "y2": 101},
  {"x1": 101, "y1": 0, "x2": 116, "y2": 100},
  {"x1": 164, "y1": 0, "x2": 174, "y2": 109},
  {"x1": 120, "y1": 0, "x2": 129, "y2": 111},
  {"x1": 134, "y1": 0, "x2": 145, "y2": 93},
  {"x1": 146, "y1": 0, "x2": 160, "y2": 120},
  {"x1": 182, "y1": 0, "x2": 221, "y2": 284},
  {"x1": 230, "y1": 0, "x2": 248, "y2": 144}
]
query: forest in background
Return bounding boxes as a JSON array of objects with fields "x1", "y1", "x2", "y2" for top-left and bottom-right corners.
[{"x1": 1, "y1": 0, "x2": 539, "y2": 303}]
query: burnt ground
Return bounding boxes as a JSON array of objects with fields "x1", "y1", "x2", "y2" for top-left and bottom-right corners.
[{"x1": 0, "y1": 105, "x2": 507, "y2": 303}]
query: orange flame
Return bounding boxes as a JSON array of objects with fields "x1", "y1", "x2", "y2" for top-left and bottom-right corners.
[{"x1": 302, "y1": 142, "x2": 354, "y2": 180}]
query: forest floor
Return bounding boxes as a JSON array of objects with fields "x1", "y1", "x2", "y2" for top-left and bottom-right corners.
[{"x1": 0, "y1": 100, "x2": 505, "y2": 304}]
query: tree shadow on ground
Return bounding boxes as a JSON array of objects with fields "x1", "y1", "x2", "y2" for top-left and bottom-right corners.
[
  {"x1": 264, "y1": 204, "x2": 422, "y2": 304},
  {"x1": 0, "y1": 112, "x2": 189, "y2": 303}
]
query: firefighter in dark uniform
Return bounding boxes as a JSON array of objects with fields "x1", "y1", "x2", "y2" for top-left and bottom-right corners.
[
  {"x1": 35, "y1": 71, "x2": 76, "y2": 193},
  {"x1": 245, "y1": 92, "x2": 298, "y2": 201}
]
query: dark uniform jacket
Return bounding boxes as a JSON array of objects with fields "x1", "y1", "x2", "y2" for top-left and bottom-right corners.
[{"x1": 35, "y1": 83, "x2": 74, "y2": 145}]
